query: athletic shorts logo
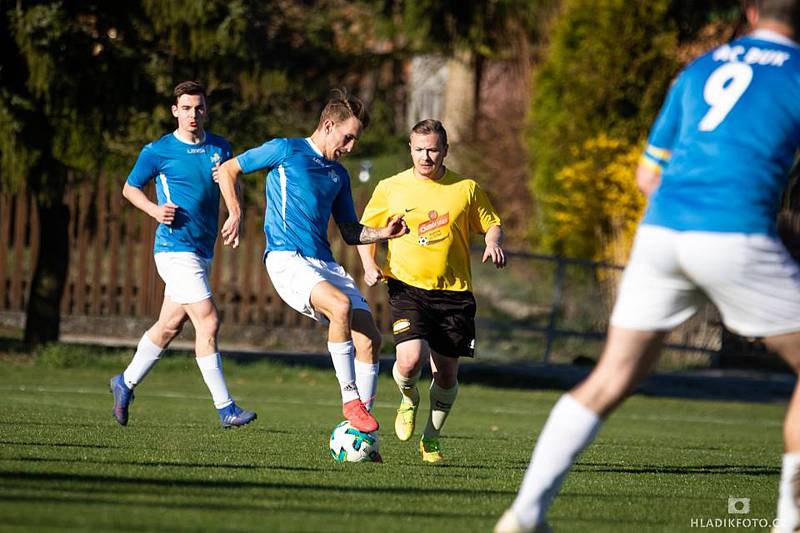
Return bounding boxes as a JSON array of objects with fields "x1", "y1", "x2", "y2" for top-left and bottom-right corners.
[
  {"x1": 393, "y1": 318, "x2": 412, "y2": 334},
  {"x1": 469, "y1": 339, "x2": 475, "y2": 349}
]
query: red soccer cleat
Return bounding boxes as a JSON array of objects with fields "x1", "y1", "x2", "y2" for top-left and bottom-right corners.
[{"x1": 342, "y1": 399, "x2": 379, "y2": 433}]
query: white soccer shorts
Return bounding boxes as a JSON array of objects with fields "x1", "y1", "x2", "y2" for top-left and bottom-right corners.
[
  {"x1": 610, "y1": 225, "x2": 800, "y2": 338},
  {"x1": 264, "y1": 250, "x2": 370, "y2": 322},
  {"x1": 153, "y1": 252, "x2": 213, "y2": 305}
]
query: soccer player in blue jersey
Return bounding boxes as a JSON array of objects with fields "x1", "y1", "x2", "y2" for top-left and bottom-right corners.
[
  {"x1": 216, "y1": 89, "x2": 408, "y2": 434},
  {"x1": 496, "y1": 2, "x2": 800, "y2": 532},
  {"x1": 109, "y1": 81, "x2": 256, "y2": 429}
]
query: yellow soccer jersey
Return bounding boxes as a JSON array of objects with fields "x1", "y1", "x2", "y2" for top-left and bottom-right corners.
[{"x1": 360, "y1": 168, "x2": 501, "y2": 291}]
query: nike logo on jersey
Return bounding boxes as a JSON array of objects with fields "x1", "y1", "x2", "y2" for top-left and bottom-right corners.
[{"x1": 404, "y1": 208, "x2": 416, "y2": 213}]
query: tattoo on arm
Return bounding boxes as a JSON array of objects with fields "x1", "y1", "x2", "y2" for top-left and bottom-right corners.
[{"x1": 339, "y1": 222, "x2": 383, "y2": 245}]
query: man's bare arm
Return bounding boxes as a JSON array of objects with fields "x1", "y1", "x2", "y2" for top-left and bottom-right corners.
[
  {"x1": 122, "y1": 182, "x2": 176, "y2": 225},
  {"x1": 217, "y1": 158, "x2": 244, "y2": 248},
  {"x1": 338, "y1": 214, "x2": 408, "y2": 245}
]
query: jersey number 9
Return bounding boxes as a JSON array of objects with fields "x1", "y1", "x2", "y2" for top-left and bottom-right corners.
[{"x1": 699, "y1": 62, "x2": 753, "y2": 132}]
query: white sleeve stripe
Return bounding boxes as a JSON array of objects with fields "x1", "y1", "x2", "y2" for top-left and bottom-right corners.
[
  {"x1": 278, "y1": 165, "x2": 287, "y2": 231},
  {"x1": 158, "y1": 173, "x2": 172, "y2": 204}
]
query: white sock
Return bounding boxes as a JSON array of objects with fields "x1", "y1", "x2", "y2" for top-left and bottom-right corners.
[
  {"x1": 122, "y1": 333, "x2": 163, "y2": 388},
  {"x1": 328, "y1": 341, "x2": 359, "y2": 403},
  {"x1": 777, "y1": 452, "x2": 800, "y2": 532},
  {"x1": 511, "y1": 394, "x2": 602, "y2": 529},
  {"x1": 195, "y1": 353, "x2": 233, "y2": 409},
  {"x1": 392, "y1": 361, "x2": 421, "y2": 406},
  {"x1": 423, "y1": 381, "x2": 459, "y2": 439},
  {"x1": 355, "y1": 360, "x2": 380, "y2": 411}
]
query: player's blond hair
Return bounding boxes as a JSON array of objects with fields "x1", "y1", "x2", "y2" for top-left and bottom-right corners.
[{"x1": 318, "y1": 88, "x2": 370, "y2": 129}]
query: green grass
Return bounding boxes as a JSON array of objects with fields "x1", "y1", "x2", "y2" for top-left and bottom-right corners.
[{"x1": 0, "y1": 347, "x2": 786, "y2": 532}]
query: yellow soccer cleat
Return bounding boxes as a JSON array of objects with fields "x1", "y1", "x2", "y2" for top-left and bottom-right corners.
[
  {"x1": 419, "y1": 437, "x2": 444, "y2": 463},
  {"x1": 394, "y1": 401, "x2": 418, "y2": 441}
]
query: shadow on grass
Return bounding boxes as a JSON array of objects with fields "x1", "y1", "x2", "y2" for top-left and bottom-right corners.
[
  {"x1": 0, "y1": 439, "x2": 119, "y2": 450},
  {"x1": 574, "y1": 461, "x2": 779, "y2": 477},
  {"x1": 0, "y1": 470, "x2": 516, "y2": 497},
  {"x1": 6, "y1": 456, "x2": 323, "y2": 472},
  {"x1": 0, "y1": 493, "x2": 498, "y2": 520}
]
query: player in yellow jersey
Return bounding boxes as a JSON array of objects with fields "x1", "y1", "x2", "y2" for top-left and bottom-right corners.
[{"x1": 358, "y1": 119, "x2": 506, "y2": 462}]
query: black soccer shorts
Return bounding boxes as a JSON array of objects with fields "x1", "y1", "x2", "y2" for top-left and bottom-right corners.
[{"x1": 387, "y1": 278, "x2": 476, "y2": 358}]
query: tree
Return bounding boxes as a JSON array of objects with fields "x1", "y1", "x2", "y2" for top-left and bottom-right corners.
[
  {"x1": 527, "y1": 0, "x2": 679, "y2": 257},
  {"x1": 1, "y1": 2, "x2": 159, "y2": 344},
  {"x1": 0, "y1": 0, "x2": 423, "y2": 344},
  {"x1": 527, "y1": 0, "x2": 742, "y2": 258}
]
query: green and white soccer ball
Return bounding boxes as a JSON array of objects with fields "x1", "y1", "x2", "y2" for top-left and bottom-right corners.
[{"x1": 329, "y1": 420, "x2": 381, "y2": 462}]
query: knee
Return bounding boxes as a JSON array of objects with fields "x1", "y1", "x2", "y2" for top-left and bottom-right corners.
[
  {"x1": 354, "y1": 331, "x2": 381, "y2": 360},
  {"x1": 435, "y1": 374, "x2": 458, "y2": 389},
  {"x1": 327, "y1": 294, "x2": 352, "y2": 326},
  {"x1": 156, "y1": 315, "x2": 187, "y2": 344},
  {"x1": 396, "y1": 354, "x2": 422, "y2": 376},
  {"x1": 195, "y1": 313, "x2": 220, "y2": 339},
  {"x1": 167, "y1": 315, "x2": 188, "y2": 335},
  {"x1": 573, "y1": 377, "x2": 629, "y2": 418},
  {"x1": 432, "y1": 366, "x2": 459, "y2": 389}
]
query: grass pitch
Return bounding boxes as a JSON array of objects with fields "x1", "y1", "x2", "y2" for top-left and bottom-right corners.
[{"x1": 0, "y1": 348, "x2": 787, "y2": 532}]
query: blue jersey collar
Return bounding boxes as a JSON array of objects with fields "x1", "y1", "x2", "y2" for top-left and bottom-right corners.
[{"x1": 305, "y1": 137, "x2": 324, "y2": 157}]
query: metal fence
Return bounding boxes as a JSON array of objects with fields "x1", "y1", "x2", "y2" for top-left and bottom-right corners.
[{"x1": 0, "y1": 183, "x2": 723, "y2": 365}]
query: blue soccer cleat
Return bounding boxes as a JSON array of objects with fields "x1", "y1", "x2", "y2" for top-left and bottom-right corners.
[
  {"x1": 217, "y1": 403, "x2": 257, "y2": 428},
  {"x1": 109, "y1": 373, "x2": 134, "y2": 426}
]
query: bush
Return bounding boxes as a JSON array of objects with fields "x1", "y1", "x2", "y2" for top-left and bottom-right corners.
[
  {"x1": 544, "y1": 134, "x2": 644, "y2": 262},
  {"x1": 528, "y1": 0, "x2": 678, "y2": 257}
]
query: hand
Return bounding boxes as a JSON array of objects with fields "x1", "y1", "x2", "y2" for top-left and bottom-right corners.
[
  {"x1": 482, "y1": 243, "x2": 506, "y2": 268},
  {"x1": 384, "y1": 213, "x2": 409, "y2": 240},
  {"x1": 363, "y1": 263, "x2": 384, "y2": 287},
  {"x1": 212, "y1": 162, "x2": 221, "y2": 183},
  {"x1": 221, "y1": 213, "x2": 241, "y2": 249},
  {"x1": 153, "y1": 202, "x2": 178, "y2": 225}
]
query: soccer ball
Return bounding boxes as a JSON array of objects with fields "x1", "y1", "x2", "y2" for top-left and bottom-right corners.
[{"x1": 329, "y1": 420, "x2": 381, "y2": 462}]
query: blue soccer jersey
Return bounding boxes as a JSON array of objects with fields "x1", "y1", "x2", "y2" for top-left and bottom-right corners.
[
  {"x1": 127, "y1": 132, "x2": 232, "y2": 259},
  {"x1": 237, "y1": 137, "x2": 359, "y2": 262},
  {"x1": 642, "y1": 30, "x2": 800, "y2": 235}
]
